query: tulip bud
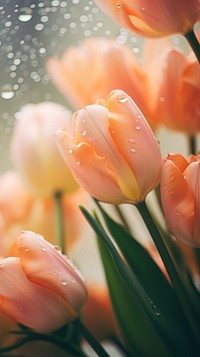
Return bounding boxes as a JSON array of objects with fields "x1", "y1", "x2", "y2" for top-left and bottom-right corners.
[
  {"x1": 56, "y1": 90, "x2": 162, "y2": 204},
  {"x1": 161, "y1": 153, "x2": 200, "y2": 246},
  {"x1": 0, "y1": 231, "x2": 87, "y2": 332},
  {"x1": 10, "y1": 102, "x2": 79, "y2": 197}
]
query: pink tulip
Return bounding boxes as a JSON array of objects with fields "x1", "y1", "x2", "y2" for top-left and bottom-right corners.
[
  {"x1": 0, "y1": 170, "x2": 34, "y2": 230},
  {"x1": 144, "y1": 39, "x2": 200, "y2": 134},
  {"x1": 161, "y1": 153, "x2": 200, "y2": 246},
  {"x1": 55, "y1": 90, "x2": 162, "y2": 204},
  {"x1": 46, "y1": 39, "x2": 156, "y2": 127},
  {"x1": 10, "y1": 102, "x2": 79, "y2": 197},
  {"x1": 94, "y1": 0, "x2": 200, "y2": 37},
  {"x1": 0, "y1": 231, "x2": 87, "y2": 332}
]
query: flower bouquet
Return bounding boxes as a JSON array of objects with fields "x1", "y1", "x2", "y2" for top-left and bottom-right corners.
[{"x1": 0, "y1": 1, "x2": 200, "y2": 356}]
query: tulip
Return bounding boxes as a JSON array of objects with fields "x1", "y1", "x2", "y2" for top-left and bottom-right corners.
[
  {"x1": 46, "y1": 39, "x2": 156, "y2": 127},
  {"x1": 10, "y1": 102, "x2": 79, "y2": 197},
  {"x1": 161, "y1": 153, "x2": 200, "y2": 246},
  {"x1": 0, "y1": 171, "x2": 86, "y2": 255},
  {"x1": 144, "y1": 39, "x2": 200, "y2": 134},
  {"x1": 0, "y1": 231, "x2": 87, "y2": 332},
  {"x1": 83, "y1": 283, "x2": 119, "y2": 341},
  {"x1": 55, "y1": 90, "x2": 162, "y2": 204},
  {"x1": 0, "y1": 170, "x2": 34, "y2": 230},
  {"x1": 94, "y1": 0, "x2": 200, "y2": 38}
]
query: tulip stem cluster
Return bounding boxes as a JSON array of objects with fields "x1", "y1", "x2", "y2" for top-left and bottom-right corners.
[
  {"x1": 136, "y1": 200, "x2": 200, "y2": 347},
  {"x1": 185, "y1": 30, "x2": 200, "y2": 63},
  {"x1": 54, "y1": 191, "x2": 65, "y2": 253}
]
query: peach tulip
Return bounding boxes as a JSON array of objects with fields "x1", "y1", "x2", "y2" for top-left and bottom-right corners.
[
  {"x1": 161, "y1": 153, "x2": 200, "y2": 246},
  {"x1": 0, "y1": 170, "x2": 86, "y2": 255},
  {"x1": 94, "y1": 0, "x2": 200, "y2": 38},
  {"x1": 0, "y1": 231, "x2": 87, "y2": 332},
  {"x1": 55, "y1": 90, "x2": 163, "y2": 204},
  {"x1": 144, "y1": 40, "x2": 200, "y2": 134},
  {"x1": 83, "y1": 283, "x2": 119, "y2": 341},
  {"x1": 0, "y1": 170, "x2": 35, "y2": 230},
  {"x1": 46, "y1": 39, "x2": 156, "y2": 127},
  {"x1": 10, "y1": 102, "x2": 79, "y2": 197}
]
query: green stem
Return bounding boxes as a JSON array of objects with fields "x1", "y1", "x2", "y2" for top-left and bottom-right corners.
[
  {"x1": 184, "y1": 29, "x2": 200, "y2": 63},
  {"x1": 113, "y1": 205, "x2": 132, "y2": 234},
  {"x1": 54, "y1": 191, "x2": 65, "y2": 253},
  {"x1": 188, "y1": 135, "x2": 197, "y2": 155},
  {"x1": 136, "y1": 200, "x2": 200, "y2": 347},
  {"x1": 73, "y1": 319, "x2": 110, "y2": 357},
  {"x1": 0, "y1": 332, "x2": 88, "y2": 356}
]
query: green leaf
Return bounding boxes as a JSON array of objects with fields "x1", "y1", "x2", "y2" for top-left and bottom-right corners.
[
  {"x1": 95, "y1": 201, "x2": 199, "y2": 356},
  {"x1": 80, "y1": 206, "x2": 172, "y2": 356}
]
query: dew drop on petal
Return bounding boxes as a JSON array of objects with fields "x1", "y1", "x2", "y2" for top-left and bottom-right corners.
[
  {"x1": 160, "y1": 96, "x2": 165, "y2": 102},
  {"x1": 61, "y1": 279, "x2": 68, "y2": 286},
  {"x1": 130, "y1": 148, "x2": 136, "y2": 153},
  {"x1": 54, "y1": 245, "x2": 62, "y2": 253},
  {"x1": 135, "y1": 124, "x2": 141, "y2": 130},
  {"x1": 81, "y1": 129, "x2": 87, "y2": 136},
  {"x1": 129, "y1": 136, "x2": 135, "y2": 143},
  {"x1": 68, "y1": 148, "x2": 73, "y2": 154},
  {"x1": 117, "y1": 95, "x2": 128, "y2": 103}
]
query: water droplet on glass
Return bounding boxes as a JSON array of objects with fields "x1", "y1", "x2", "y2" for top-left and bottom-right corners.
[
  {"x1": 117, "y1": 95, "x2": 128, "y2": 103},
  {"x1": 18, "y1": 7, "x2": 32, "y2": 22},
  {"x1": 1, "y1": 85, "x2": 14, "y2": 99},
  {"x1": 61, "y1": 279, "x2": 68, "y2": 286}
]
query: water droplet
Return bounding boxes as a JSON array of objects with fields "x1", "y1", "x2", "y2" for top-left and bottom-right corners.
[
  {"x1": 61, "y1": 279, "x2": 68, "y2": 286},
  {"x1": 76, "y1": 160, "x2": 81, "y2": 165},
  {"x1": 70, "y1": 278, "x2": 76, "y2": 284},
  {"x1": 18, "y1": 7, "x2": 32, "y2": 22},
  {"x1": 130, "y1": 148, "x2": 136, "y2": 153},
  {"x1": 136, "y1": 113, "x2": 142, "y2": 119},
  {"x1": 68, "y1": 148, "x2": 73, "y2": 154},
  {"x1": 49, "y1": 269, "x2": 59, "y2": 275},
  {"x1": 54, "y1": 245, "x2": 62, "y2": 253},
  {"x1": 117, "y1": 95, "x2": 128, "y2": 103},
  {"x1": 1, "y1": 85, "x2": 14, "y2": 99},
  {"x1": 135, "y1": 124, "x2": 141, "y2": 130},
  {"x1": 141, "y1": 6, "x2": 145, "y2": 11},
  {"x1": 160, "y1": 96, "x2": 165, "y2": 102},
  {"x1": 42, "y1": 247, "x2": 47, "y2": 252},
  {"x1": 169, "y1": 175, "x2": 175, "y2": 182},
  {"x1": 81, "y1": 129, "x2": 87, "y2": 136},
  {"x1": 117, "y1": 3, "x2": 121, "y2": 8},
  {"x1": 129, "y1": 136, "x2": 135, "y2": 143}
]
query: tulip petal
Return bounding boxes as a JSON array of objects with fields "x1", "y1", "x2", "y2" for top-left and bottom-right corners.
[
  {"x1": 74, "y1": 104, "x2": 141, "y2": 202},
  {"x1": 184, "y1": 162, "x2": 200, "y2": 245},
  {"x1": 0, "y1": 257, "x2": 76, "y2": 332},
  {"x1": 56, "y1": 129, "x2": 130, "y2": 203},
  {"x1": 107, "y1": 90, "x2": 162, "y2": 199},
  {"x1": 17, "y1": 231, "x2": 87, "y2": 312},
  {"x1": 161, "y1": 160, "x2": 195, "y2": 245}
]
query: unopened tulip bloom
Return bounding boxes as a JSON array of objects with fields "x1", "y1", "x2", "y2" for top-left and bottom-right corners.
[
  {"x1": 56, "y1": 90, "x2": 162, "y2": 204},
  {"x1": 0, "y1": 231, "x2": 87, "y2": 332},
  {"x1": 46, "y1": 39, "x2": 155, "y2": 127},
  {"x1": 161, "y1": 153, "x2": 200, "y2": 246},
  {"x1": 145, "y1": 40, "x2": 200, "y2": 134},
  {"x1": 94, "y1": 0, "x2": 200, "y2": 38},
  {"x1": 10, "y1": 102, "x2": 79, "y2": 197}
]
